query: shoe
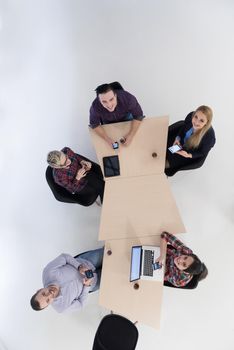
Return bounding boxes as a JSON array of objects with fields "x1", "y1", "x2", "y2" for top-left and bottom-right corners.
[{"x1": 95, "y1": 197, "x2": 102, "y2": 206}]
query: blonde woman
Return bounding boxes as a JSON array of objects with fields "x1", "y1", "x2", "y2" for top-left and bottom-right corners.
[{"x1": 165, "y1": 106, "x2": 216, "y2": 176}]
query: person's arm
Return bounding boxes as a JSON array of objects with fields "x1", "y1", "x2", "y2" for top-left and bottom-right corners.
[
  {"x1": 54, "y1": 285, "x2": 91, "y2": 313},
  {"x1": 176, "y1": 149, "x2": 192, "y2": 158},
  {"x1": 76, "y1": 257, "x2": 96, "y2": 271},
  {"x1": 173, "y1": 136, "x2": 182, "y2": 146},
  {"x1": 161, "y1": 232, "x2": 192, "y2": 255},
  {"x1": 75, "y1": 167, "x2": 87, "y2": 181},
  {"x1": 54, "y1": 167, "x2": 86, "y2": 194},
  {"x1": 123, "y1": 119, "x2": 142, "y2": 146},
  {"x1": 43, "y1": 254, "x2": 80, "y2": 274},
  {"x1": 122, "y1": 92, "x2": 144, "y2": 146},
  {"x1": 80, "y1": 160, "x2": 92, "y2": 171},
  {"x1": 92, "y1": 125, "x2": 114, "y2": 148},
  {"x1": 188, "y1": 128, "x2": 216, "y2": 159},
  {"x1": 63, "y1": 147, "x2": 85, "y2": 165},
  {"x1": 155, "y1": 235, "x2": 168, "y2": 265},
  {"x1": 176, "y1": 127, "x2": 215, "y2": 159},
  {"x1": 89, "y1": 102, "x2": 115, "y2": 148},
  {"x1": 55, "y1": 273, "x2": 98, "y2": 313}
]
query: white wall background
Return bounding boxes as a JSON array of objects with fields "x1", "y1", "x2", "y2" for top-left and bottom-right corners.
[{"x1": 0, "y1": 0, "x2": 234, "y2": 349}]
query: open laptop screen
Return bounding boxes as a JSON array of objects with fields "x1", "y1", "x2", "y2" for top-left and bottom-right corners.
[{"x1": 130, "y1": 246, "x2": 142, "y2": 282}]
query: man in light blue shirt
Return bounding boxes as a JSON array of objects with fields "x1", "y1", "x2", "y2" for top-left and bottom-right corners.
[{"x1": 30, "y1": 248, "x2": 104, "y2": 313}]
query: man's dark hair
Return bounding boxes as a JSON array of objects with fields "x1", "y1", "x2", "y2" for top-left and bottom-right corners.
[
  {"x1": 95, "y1": 81, "x2": 124, "y2": 96},
  {"x1": 30, "y1": 291, "x2": 43, "y2": 311},
  {"x1": 184, "y1": 254, "x2": 208, "y2": 282}
]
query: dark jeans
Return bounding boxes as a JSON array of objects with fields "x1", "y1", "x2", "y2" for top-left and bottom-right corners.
[
  {"x1": 76, "y1": 247, "x2": 104, "y2": 292},
  {"x1": 78, "y1": 162, "x2": 105, "y2": 205}
]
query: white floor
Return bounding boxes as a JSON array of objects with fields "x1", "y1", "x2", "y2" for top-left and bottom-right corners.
[{"x1": 0, "y1": 1, "x2": 234, "y2": 349}]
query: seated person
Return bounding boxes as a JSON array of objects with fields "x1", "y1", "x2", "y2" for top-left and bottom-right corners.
[
  {"x1": 47, "y1": 147, "x2": 105, "y2": 204},
  {"x1": 165, "y1": 105, "x2": 216, "y2": 176},
  {"x1": 157, "y1": 232, "x2": 208, "y2": 288},
  {"x1": 30, "y1": 248, "x2": 104, "y2": 313},
  {"x1": 89, "y1": 81, "x2": 145, "y2": 147}
]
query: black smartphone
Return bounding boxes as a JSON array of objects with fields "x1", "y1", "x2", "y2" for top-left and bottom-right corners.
[
  {"x1": 85, "y1": 269, "x2": 94, "y2": 279},
  {"x1": 112, "y1": 142, "x2": 119, "y2": 149},
  {"x1": 153, "y1": 262, "x2": 162, "y2": 270}
]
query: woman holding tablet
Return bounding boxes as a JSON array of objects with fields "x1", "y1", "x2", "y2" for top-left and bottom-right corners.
[
  {"x1": 165, "y1": 105, "x2": 215, "y2": 176},
  {"x1": 157, "y1": 232, "x2": 208, "y2": 288}
]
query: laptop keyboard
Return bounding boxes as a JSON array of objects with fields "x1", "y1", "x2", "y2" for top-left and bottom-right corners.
[{"x1": 143, "y1": 250, "x2": 154, "y2": 276}]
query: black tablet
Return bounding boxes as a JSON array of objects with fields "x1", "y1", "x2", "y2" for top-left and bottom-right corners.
[{"x1": 103, "y1": 155, "x2": 120, "y2": 177}]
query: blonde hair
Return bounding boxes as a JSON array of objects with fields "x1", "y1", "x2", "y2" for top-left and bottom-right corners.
[
  {"x1": 185, "y1": 105, "x2": 213, "y2": 150},
  {"x1": 47, "y1": 150, "x2": 62, "y2": 167}
]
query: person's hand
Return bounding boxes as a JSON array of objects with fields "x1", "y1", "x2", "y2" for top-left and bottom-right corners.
[
  {"x1": 76, "y1": 168, "x2": 87, "y2": 181},
  {"x1": 80, "y1": 160, "x2": 92, "y2": 171},
  {"x1": 122, "y1": 133, "x2": 133, "y2": 147},
  {"x1": 176, "y1": 150, "x2": 192, "y2": 158},
  {"x1": 104, "y1": 136, "x2": 115, "y2": 149},
  {"x1": 155, "y1": 255, "x2": 164, "y2": 266},
  {"x1": 83, "y1": 277, "x2": 94, "y2": 287},
  {"x1": 173, "y1": 138, "x2": 181, "y2": 147},
  {"x1": 78, "y1": 265, "x2": 89, "y2": 275}
]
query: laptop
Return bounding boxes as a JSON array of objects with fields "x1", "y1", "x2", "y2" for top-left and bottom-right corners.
[{"x1": 130, "y1": 245, "x2": 164, "y2": 282}]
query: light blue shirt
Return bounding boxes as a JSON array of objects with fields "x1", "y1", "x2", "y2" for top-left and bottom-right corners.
[
  {"x1": 183, "y1": 127, "x2": 193, "y2": 144},
  {"x1": 42, "y1": 254, "x2": 97, "y2": 313}
]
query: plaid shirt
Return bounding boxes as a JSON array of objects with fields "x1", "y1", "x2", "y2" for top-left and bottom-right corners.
[
  {"x1": 53, "y1": 147, "x2": 87, "y2": 194},
  {"x1": 161, "y1": 232, "x2": 193, "y2": 287}
]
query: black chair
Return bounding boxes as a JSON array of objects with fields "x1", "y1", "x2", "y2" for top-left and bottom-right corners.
[
  {"x1": 92, "y1": 314, "x2": 139, "y2": 350},
  {"x1": 166, "y1": 120, "x2": 208, "y2": 176},
  {"x1": 45, "y1": 166, "x2": 97, "y2": 206},
  {"x1": 168, "y1": 120, "x2": 184, "y2": 139}
]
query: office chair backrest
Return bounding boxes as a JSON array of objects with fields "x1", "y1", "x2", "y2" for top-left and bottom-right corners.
[
  {"x1": 92, "y1": 314, "x2": 139, "y2": 350},
  {"x1": 168, "y1": 120, "x2": 184, "y2": 138},
  {"x1": 45, "y1": 165, "x2": 98, "y2": 206},
  {"x1": 45, "y1": 166, "x2": 78, "y2": 203}
]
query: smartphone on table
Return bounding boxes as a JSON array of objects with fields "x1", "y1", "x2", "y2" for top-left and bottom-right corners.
[{"x1": 112, "y1": 142, "x2": 119, "y2": 149}]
